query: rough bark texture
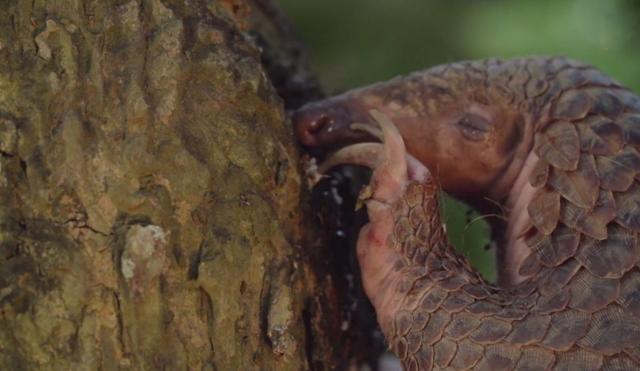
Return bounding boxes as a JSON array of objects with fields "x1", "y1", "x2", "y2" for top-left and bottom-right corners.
[{"x1": 0, "y1": 1, "x2": 343, "y2": 369}]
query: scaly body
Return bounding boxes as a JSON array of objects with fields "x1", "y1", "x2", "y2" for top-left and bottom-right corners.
[{"x1": 294, "y1": 57, "x2": 640, "y2": 370}]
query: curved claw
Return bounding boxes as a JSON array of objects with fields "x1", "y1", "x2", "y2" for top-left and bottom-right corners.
[
  {"x1": 317, "y1": 142, "x2": 385, "y2": 175},
  {"x1": 367, "y1": 110, "x2": 409, "y2": 204},
  {"x1": 349, "y1": 122, "x2": 384, "y2": 142},
  {"x1": 307, "y1": 110, "x2": 430, "y2": 190}
]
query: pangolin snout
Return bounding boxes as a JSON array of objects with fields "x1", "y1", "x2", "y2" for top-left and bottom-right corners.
[{"x1": 293, "y1": 100, "x2": 374, "y2": 149}]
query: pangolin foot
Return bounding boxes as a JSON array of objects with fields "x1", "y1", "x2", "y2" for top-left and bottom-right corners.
[{"x1": 312, "y1": 110, "x2": 440, "y2": 335}]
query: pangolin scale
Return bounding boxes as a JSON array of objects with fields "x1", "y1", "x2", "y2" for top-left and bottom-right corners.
[{"x1": 293, "y1": 57, "x2": 640, "y2": 370}]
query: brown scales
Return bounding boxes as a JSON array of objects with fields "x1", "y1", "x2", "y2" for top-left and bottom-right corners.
[{"x1": 295, "y1": 57, "x2": 640, "y2": 370}]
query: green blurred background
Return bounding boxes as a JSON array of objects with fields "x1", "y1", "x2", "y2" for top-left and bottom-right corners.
[{"x1": 278, "y1": 0, "x2": 640, "y2": 280}]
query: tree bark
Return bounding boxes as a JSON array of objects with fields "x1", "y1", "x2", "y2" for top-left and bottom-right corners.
[{"x1": 0, "y1": 0, "x2": 343, "y2": 369}]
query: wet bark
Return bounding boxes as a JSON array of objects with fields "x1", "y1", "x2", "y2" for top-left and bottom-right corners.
[{"x1": 0, "y1": 0, "x2": 344, "y2": 369}]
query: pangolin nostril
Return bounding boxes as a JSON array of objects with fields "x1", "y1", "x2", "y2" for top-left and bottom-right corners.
[
  {"x1": 293, "y1": 110, "x2": 331, "y2": 147},
  {"x1": 309, "y1": 115, "x2": 331, "y2": 133}
]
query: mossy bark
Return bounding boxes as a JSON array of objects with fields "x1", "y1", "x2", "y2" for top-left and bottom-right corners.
[{"x1": 0, "y1": 1, "x2": 342, "y2": 369}]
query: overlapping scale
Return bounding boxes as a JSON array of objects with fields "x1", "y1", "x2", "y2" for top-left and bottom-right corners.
[
  {"x1": 567, "y1": 269, "x2": 619, "y2": 311},
  {"x1": 548, "y1": 154, "x2": 600, "y2": 209},
  {"x1": 515, "y1": 347, "x2": 555, "y2": 371},
  {"x1": 534, "y1": 121, "x2": 580, "y2": 171},
  {"x1": 614, "y1": 183, "x2": 640, "y2": 232},
  {"x1": 554, "y1": 349, "x2": 603, "y2": 371},
  {"x1": 618, "y1": 270, "x2": 640, "y2": 319},
  {"x1": 528, "y1": 187, "x2": 561, "y2": 235},
  {"x1": 379, "y1": 58, "x2": 640, "y2": 370},
  {"x1": 596, "y1": 147, "x2": 640, "y2": 192},
  {"x1": 576, "y1": 225, "x2": 639, "y2": 278},
  {"x1": 552, "y1": 90, "x2": 592, "y2": 122},
  {"x1": 576, "y1": 115, "x2": 623, "y2": 156},
  {"x1": 506, "y1": 314, "x2": 551, "y2": 345},
  {"x1": 577, "y1": 305, "x2": 640, "y2": 355},
  {"x1": 524, "y1": 225, "x2": 580, "y2": 267}
]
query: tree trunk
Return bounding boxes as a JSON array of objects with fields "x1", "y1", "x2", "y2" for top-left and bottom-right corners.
[{"x1": 0, "y1": 1, "x2": 344, "y2": 369}]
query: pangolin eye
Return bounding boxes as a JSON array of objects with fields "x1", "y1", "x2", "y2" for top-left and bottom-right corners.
[{"x1": 456, "y1": 113, "x2": 491, "y2": 141}]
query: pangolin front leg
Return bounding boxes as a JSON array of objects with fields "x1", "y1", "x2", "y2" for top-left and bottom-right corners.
[{"x1": 294, "y1": 57, "x2": 640, "y2": 370}]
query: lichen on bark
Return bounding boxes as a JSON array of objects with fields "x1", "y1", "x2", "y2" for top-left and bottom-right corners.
[{"x1": 0, "y1": 0, "x2": 340, "y2": 370}]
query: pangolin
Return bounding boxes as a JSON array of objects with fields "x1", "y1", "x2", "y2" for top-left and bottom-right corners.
[{"x1": 292, "y1": 57, "x2": 640, "y2": 370}]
